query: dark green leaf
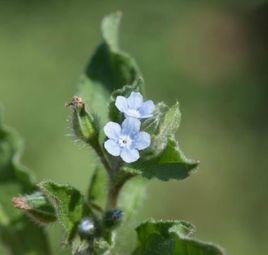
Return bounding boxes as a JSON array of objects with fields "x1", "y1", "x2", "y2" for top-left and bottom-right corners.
[
  {"x1": 125, "y1": 138, "x2": 198, "y2": 181},
  {"x1": 39, "y1": 181, "x2": 89, "y2": 243},
  {"x1": 133, "y1": 219, "x2": 224, "y2": 255},
  {"x1": 77, "y1": 12, "x2": 141, "y2": 125}
]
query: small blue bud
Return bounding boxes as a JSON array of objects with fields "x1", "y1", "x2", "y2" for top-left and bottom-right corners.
[
  {"x1": 111, "y1": 210, "x2": 123, "y2": 221},
  {"x1": 103, "y1": 210, "x2": 123, "y2": 229}
]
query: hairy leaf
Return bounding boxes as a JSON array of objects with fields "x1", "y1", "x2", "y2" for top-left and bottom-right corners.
[
  {"x1": 133, "y1": 219, "x2": 224, "y2": 255},
  {"x1": 39, "y1": 181, "x2": 89, "y2": 243},
  {"x1": 125, "y1": 138, "x2": 198, "y2": 181},
  {"x1": 141, "y1": 138, "x2": 197, "y2": 181}
]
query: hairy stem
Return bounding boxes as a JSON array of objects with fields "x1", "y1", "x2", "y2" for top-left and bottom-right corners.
[
  {"x1": 92, "y1": 140, "x2": 136, "y2": 211},
  {"x1": 106, "y1": 172, "x2": 136, "y2": 210}
]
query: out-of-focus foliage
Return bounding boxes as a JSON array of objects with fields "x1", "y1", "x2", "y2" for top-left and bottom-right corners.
[{"x1": 0, "y1": 113, "x2": 51, "y2": 254}]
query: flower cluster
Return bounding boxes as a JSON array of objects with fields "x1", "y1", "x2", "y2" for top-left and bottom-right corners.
[{"x1": 104, "y1": 92, "x2": 155, "y2": 163}]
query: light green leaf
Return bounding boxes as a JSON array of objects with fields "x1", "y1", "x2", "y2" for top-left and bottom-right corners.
[
  {"x1": 77, "y1": 12, "x2": 140, "y2": 126},
  {"x1": 39, "y1": 181, "x2": 89, "y2": 243},
  {"x1": 101, "y1": 11, "x2": 121, "y2": 51},
  {"x1": 87, "y1": 165, "x2": 108, "y2": 212},
  {"x1": 152, "y1": 102, "x2": 181, "y2": 152},
  {"x1": 118, "y1": 177, "x2": 146, "y2": 221},
  {"x1": 133, "y1": 219, "x2": 224, "y2": 255}
]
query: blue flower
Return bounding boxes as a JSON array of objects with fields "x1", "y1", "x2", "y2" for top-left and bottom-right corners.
[
  {"x1": 104, "y1": 117, "x2": 150, "y2": 163},
  {"x1": 115, "y1": 92, "x2": 155, "y2": 119}
]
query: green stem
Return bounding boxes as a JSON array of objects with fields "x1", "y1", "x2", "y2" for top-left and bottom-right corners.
[
  {"x1": 92, "y1": 140, "x2": 136, "y2": 210},
  {"x1": 106, "y1": 172, "x2": 136, "y2": 210}
]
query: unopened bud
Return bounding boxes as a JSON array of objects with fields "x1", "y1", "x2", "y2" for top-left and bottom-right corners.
[
  {"x1": 66, "y1": 96, "x2": 98, "y2": 145},
  {"x1": 13, "y1": 191, "x2": 56, "y2": 225},
  {"x1": 103, "y1": 210, "x2": 123, "y2": 229}
]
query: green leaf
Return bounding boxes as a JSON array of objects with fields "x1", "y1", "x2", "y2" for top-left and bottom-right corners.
[
  {"x1": 38, "y1": 181, "x2": 89, "y2": 243},
  {"x1": 127, "y1": 138, "x2": 198, "y2": 181},
  {"x1": 133, "y1": 219, "x2": 224, "y2": 255},
  {"x1": 152, "y1": 102, "x2": 181, "y2": 152},
  {"x1": 124, "y1": 103, "x2": 199, "y2": 181},
  {"x1": 101, "y1": 11, "x2": 121, "y2": 51},
  {"x1": 76, "y1": 12, "x2": 141, "y2": 126},
  {"x1": 0, "y1": 111, "x2": 52, "y2": 254},
  {"x1": 87, "y1": 165, "x2": 108, "y2": 212}
]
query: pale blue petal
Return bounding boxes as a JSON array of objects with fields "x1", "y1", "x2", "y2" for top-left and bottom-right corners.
[
  {"x1": 127, "y1": 92, "x2": 143, "y2": 109},
  {"x1": 121, "y1": 117, "x2": 141, "y2": 135},
  {"x1": 115, "y1": 96, "x2": 128, "y2": 113},
  {"x1": 134, "y1": 131, "x2": 151, "y2": 150},
  {"x1": 124, "y1": 109, "x2": 141, "y2": 119},
  {"x1": 139, "y1": 100, "x2": 155, "y2": 118},
  {"x1": 104, "y1": 139, "x2": 121, "y2": 156},
  {"x1": 104, "y1": 122, "x2": 121, "y2": 140},
  {"x1": 120, "y1": 148, "x2": 140, "y2": 163}
]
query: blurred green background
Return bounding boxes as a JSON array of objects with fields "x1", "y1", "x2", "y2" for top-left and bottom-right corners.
[{"x1": 1, "y1": 0, "x2": 268, "y2": 254}]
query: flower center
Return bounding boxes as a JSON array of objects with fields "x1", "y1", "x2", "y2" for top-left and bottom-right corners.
[{"x1": 119, "y1": 135, "x2": 132, "y2": 148}]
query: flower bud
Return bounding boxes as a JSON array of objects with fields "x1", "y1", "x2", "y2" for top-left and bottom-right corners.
[
  {"x1": 66, "y1": 96, "x2": 98, "y2": 145},
  {"x1": 103, "y1": 210, "x2": 123, "y2": 229},
  {"x1": 12, "y1": 191, "x2": 56, "y2": 225}
]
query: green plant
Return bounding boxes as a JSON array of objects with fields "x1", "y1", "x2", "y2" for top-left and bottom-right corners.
[{"x1": 0, "y1": 12, "x2": 224, "y2": 255}]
